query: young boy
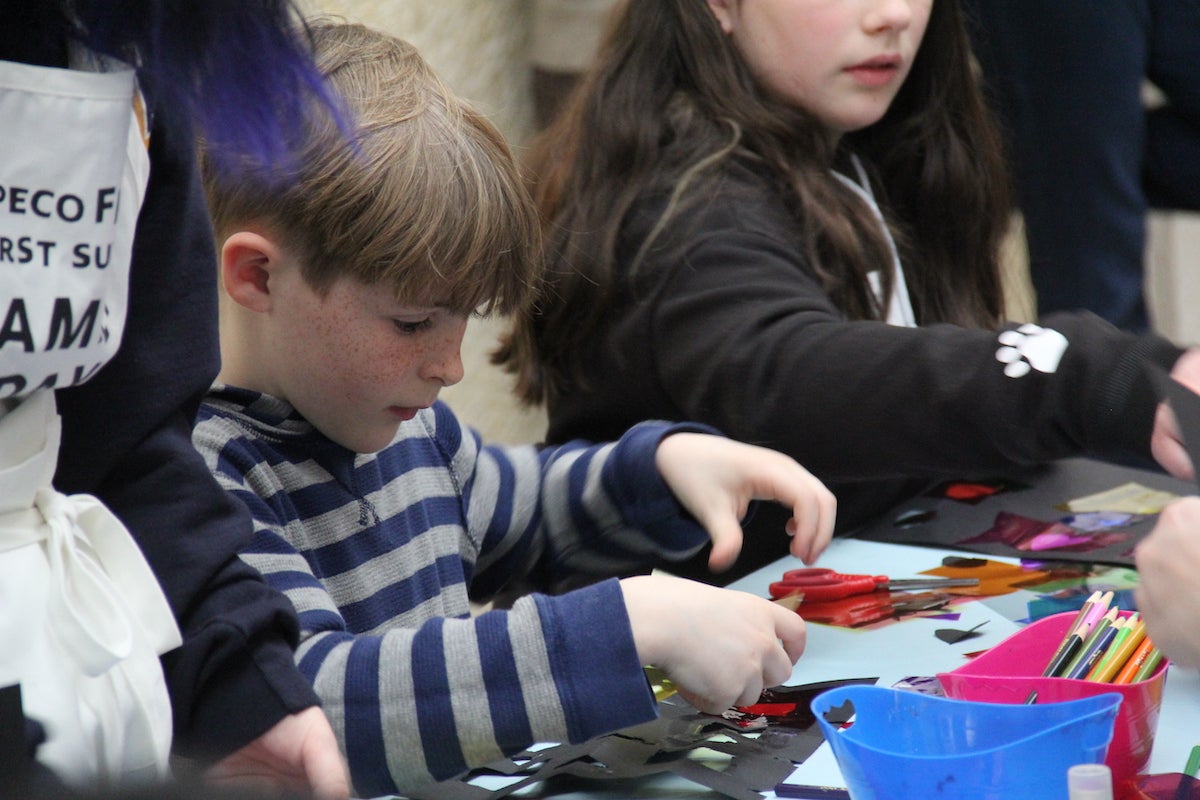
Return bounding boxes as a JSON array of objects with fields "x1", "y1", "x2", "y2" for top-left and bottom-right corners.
[{"x1": 193, "y1": 19, "x2": 836, "y2": 797}]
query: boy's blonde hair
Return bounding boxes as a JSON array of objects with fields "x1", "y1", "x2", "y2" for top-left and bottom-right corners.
[{"x1": 202, "y1": 17, "x2": 541, "y2": 317}]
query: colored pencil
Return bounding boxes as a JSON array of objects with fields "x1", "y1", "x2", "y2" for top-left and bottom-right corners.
[
  {"x1": 1082, "y1": 616, "x2": 1126, "y2": 681},
  {"x1": 1065, "y1": 617, "x2": 1121, "y2": 680},
  {"x1": 1086, "y1": 591, "x2": 1115, "y2": 626},
  {"x1": 1044, "y1": 600, "x2": 1110, "y2": 678},
  {"x1": 1089, "y1": 618, "x2": 1146, "y2": 684},
  {"x1": 1062, "y1": 592, "x2": 1113, "y2": 658},
  {"x1": 1043, "y1": 626, "x2": 1088, "y2": 678},
  {"x1": 1113, "y1": 636, "x2": 1158, "y2": 684},
  {"x1": 1130, "y1": 646, "x2": 1164, "y2": 683},
  {"x1": 1084, "y1": 614, "x2": 1133, "y2": 679},
  {"x1": 1042, "y1": 591, "x2": 1102, "y2": 676},
  {"x1": 1060, "y1": 608, "x2": 1118, "y2": 678},
  {"x1": 1184, "y1": 745, "x2": 1200, "y2": 779}
]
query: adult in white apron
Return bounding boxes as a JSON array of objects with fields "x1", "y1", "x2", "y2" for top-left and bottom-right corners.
[
  {"x1": 0, "y1": 51, "x2": 181, "y2": 786},
  {"x1": 0, "y1": 5, "x2": 351, "y2": 797}
]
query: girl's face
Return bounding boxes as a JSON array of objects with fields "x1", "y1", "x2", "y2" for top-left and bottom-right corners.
[{"x1": 706, "y1": 0, "x2": 933, "y2": 134}]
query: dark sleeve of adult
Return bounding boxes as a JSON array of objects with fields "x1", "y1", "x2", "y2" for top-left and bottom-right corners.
[
  {"x1": 52, "y1": 89, "x2": 321, "y2": 762},
  {"x1": 641, "y1": 173, "x2": 1184, "y2": 483}
]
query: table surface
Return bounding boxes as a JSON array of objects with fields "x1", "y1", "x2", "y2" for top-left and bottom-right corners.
[
  {"x1": 850, "y1": 456, "x2": 1197, "y2": 568},
  {"x1": 729, "y1": 537, "x2": 1200, "y2": 793},
  {"x1": 461, "y1": 536, "x2": 1199, "y2": 799}
]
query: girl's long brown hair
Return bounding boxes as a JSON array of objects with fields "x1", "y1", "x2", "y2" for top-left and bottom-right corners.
[{"x1": 497, "y1": 0, "x2": 1011, "y2": 405}]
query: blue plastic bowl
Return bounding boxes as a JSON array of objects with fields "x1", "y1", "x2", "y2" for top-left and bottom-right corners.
[{"x1": 811, "y1": 684, "x2": 1121, "y2": 800}]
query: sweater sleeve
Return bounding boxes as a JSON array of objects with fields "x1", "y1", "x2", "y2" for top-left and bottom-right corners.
[
  {"x1": 641, "y1": 178, "x2": 1183, "y2": 483},
  {"x1": 231, "y1": 495, "x2": 659, "y2": 797},
  {"x1": 448, "y1": 406, "x2": 714, "y2": 597},
  {"x1": 52, "y1": 87, "x2": 320, "y2": 760}
]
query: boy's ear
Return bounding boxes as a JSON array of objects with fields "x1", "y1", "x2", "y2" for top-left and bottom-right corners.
[
  {"x1": 706, "y1": 0, "x2": 737, "y2": 34},
  {"x1": 220, "y1": 231, "x2": 281, "y2": 312}
]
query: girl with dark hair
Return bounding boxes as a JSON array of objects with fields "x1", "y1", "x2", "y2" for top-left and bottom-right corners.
[
  {"x1": 497, "y1": 0, "x2": 1200, "y2": 578},
  {"x1": 0, "y1": 1, "x2": 347, "y2": 795}
]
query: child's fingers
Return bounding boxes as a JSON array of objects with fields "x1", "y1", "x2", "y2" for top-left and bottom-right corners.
[
  {"x1": 705, "y1": 514, "x2": 745, "y2": 571},
  {"x1": 762, "y1": 644, "x2": 796, "y2": 690},
  {"x1": 1151, "y1": 404, "x2": 1195, "y2": 480},
  {"x1": 784, "y1": 480, "x2": 836, "y2": 564},
  {"x1": 772, "y1": 602, "x2": 807, "y2": 664}
]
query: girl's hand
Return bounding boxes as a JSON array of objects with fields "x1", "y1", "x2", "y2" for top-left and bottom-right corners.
[
  {"x1": 1134, "y1": 497, "x2": 1200, "y2": 669},
  {"x1": 1152, "y1": 347, "x2": 1200, "y2": 481}
]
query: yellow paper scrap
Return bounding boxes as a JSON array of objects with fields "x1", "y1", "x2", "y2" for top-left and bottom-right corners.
[{"x1": 1060, "y1": 482, "x2": 1178, "y2": 515}]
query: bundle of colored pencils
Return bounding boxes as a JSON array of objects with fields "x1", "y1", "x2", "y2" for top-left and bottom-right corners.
[{"x1": 1041, "y1": 591, "x2": 1163, "y2": 684}]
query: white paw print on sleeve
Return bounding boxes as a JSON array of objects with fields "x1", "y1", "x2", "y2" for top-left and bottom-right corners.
[{"x1": 994, "y1": 323, "x2": 1069, "y2": 378}]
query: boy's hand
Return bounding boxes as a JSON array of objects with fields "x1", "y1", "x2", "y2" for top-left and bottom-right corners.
[
  {"x1": 621, "y1": 574, "x2": 805, "y2": 713},
  {"x1": 655, "y1": 433, "x2": 836, "y2": 571}
]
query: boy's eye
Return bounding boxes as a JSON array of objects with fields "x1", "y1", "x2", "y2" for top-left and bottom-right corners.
[{"x1": 393, "y1": 318, "x2": 433, "y2": 335}]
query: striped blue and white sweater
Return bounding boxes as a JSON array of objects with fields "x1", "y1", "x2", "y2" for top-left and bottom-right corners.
[{"x1": 193, "y1": 385, "x2": 712, "y2": 797}]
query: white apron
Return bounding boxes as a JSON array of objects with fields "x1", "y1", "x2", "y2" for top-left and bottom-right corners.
[{"x1": 0, "y1": 52, "x2": 182, "y2": 786}]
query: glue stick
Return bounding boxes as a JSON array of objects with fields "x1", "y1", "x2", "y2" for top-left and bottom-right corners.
[{"x1": 1067, "y1": 763, "x2": 1113, "y2": 800}]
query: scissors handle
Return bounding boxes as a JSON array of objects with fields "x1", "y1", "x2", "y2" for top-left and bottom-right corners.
[
  {"x1": 768, "y1": 569, "x2": 979, "y2": 603},
  {"x1": 769, "y1": 569, "x2": 887, "y2": 602}
]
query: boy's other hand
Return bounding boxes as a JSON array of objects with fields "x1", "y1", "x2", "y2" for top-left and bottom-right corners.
[
  {"x1": 205, "y1": 706, "x2": 351, "y2": 800},
  {"x1": 655, "y1": 433, "x2": 836, "y2": 571},
  {"x1": 621, "y1": 574, "x2": 805, "y2": 713}
]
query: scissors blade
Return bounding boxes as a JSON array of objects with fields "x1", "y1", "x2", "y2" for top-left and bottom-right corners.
[{"x1": 883, "y1": 578, "x2": 979, "y2": 591}]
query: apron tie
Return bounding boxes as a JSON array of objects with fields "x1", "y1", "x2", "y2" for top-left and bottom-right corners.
[{"x1": 0, "y1": 489, "x2": 181, "y2": 678}]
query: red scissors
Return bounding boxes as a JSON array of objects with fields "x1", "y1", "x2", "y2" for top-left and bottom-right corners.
[{"x1": 768, "y1": 568, "x2": 979, "y2": 602}]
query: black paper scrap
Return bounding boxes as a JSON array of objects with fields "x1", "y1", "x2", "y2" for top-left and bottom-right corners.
[
  {"x1": 941, "y1": 556, "x2": 988, "y2": 568},
  {"x1": 413, "y1": 679, "x2": 880, "y2": 800},
  {"x1": 934, "y1": 620, "x2": 988, "y2": 644}
]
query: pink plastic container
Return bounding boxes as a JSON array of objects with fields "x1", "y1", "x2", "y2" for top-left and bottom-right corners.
[{"x1": 937, "y1": 611, "x2": 1168, "y2": 787}]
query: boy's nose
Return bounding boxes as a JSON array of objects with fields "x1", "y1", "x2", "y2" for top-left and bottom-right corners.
[{"x1": 424, "y1": 344, "x2": 464, "y2": 388}]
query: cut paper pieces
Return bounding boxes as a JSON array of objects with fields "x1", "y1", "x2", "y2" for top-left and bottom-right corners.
[
  {"x1": 926, "y1": 477, "x2": 1029, "y2": 504},
  {"x1": 941, "y1": 556, "x2": 987, "y2": 568},
  {"x1": 959, "y1": 510, "x2": 1130, "y2": 554},
  {"x1": 791, "y1": 590, "x2": 958, "y2": 630},
  {"x1": 1014, "y1": 564, "x2": 1140, "y2": 621},
  {"x1": 420, "y1": 680, "x2": 877, "y2": 800},
  {"x1": 1060, "y1": 511, "x2": 1143, "y2": 531},
  {"x1": 1027, "y1": 587, "x2": 1139, "y2": 622},
  {"x1": 935, "y1": 620, "x2": 988, "y2": 644},
  {"x1": 644, "y1": 665, "x2": 678, "y2": 702},
  {"x1": 892, "y1": 675, "x2": 945, "y2": 696},
  {"x1": 1019, "y1": 564, "x2": 1140, "y2": 597},
  {"x1": 732, "y1": 679, "x2": 877, "y2": 731},
  {"x1": 1058, "y1": 482, "x2": 1179, "y2": 515},
  {"x1": 1124, "y1": 772, "x2": 1200, "y2": 799},
  {"x1": 922, "y1": 557, "x2": 1052, "y2": 596}
]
